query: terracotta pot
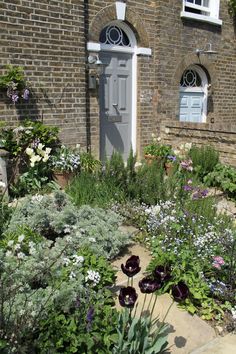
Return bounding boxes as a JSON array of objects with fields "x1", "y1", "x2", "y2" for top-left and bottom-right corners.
[
  {"x1": 164, "y1": 162, "x2": 174, "y2": 176},
  {"x1": 144, "y1": 154, "x2": 163, "y2": 166},
  {"x1": 52, "y1": 171, "x2": 75, "y2": 188}
]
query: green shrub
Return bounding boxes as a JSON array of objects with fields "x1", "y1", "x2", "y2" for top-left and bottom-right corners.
[
  {"x1": 68, "y1": 171, "x2": 127, "y2": 208},
  {"x1": 188, "y1": 145, "x2": 219, "y2": 180},
  {"x1": 6, "y1": 191, "x2": 131, "y2": 259},
  {"x1": 0, "y1": 235, "x2": 118, "y2": 353},
  {"x1": 204, "y1": 163, "x2": 236, "y2": 198},
  {"x1": 130, "y1": 161, "x2": 166, "y2": 205}
]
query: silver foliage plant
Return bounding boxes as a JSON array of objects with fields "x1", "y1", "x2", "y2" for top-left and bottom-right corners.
[
  {"x1": 0, "y1": 235, "x2": 87, "y2": 352},
  {"x1": 6, "y1": 191, "x2": 132, "y2": 259}
]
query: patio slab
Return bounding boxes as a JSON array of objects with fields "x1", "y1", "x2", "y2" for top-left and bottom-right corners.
[{"x1": 112, "y1": 243, "x2": 218, "y2": 354}]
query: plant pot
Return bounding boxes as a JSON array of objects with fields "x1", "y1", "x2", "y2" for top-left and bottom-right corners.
[
  {"x1": 164, "y1": 162, "x2": 174, "y2": 176},
  {"x1": 144, "y1": 155, "x2": 162, "y2": 166},
  {"x1": 52, "y1": 171, "x2": 75, "y2": 188}
]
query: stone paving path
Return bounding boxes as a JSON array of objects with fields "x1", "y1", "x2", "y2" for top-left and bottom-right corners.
[{"x1": 112, "y1": 241, "x2": 236, "y2": 354}]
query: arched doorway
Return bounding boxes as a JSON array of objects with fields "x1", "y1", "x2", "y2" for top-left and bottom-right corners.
[
  {"x1": 98, "y1": 21, "x2": 137, "y2": 161},
  {"x1": 179, "y1": 65, "x2": 208, "y2": 123}
]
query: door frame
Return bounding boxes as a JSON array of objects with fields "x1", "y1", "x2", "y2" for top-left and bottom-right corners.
[{"x1": 88, "y1": 20, "x2": 138, "y2": 156}]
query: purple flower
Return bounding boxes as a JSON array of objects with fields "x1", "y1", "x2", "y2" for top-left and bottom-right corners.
[
  {"x1": 183, "y1": 185, "x2": 193, "y2": 191},
  {"x1": 86, "y1": 306, "x2": 94, "y2": 331},
  {"x1": 22, "y1": 88, "x2": 30, "y2": 100},
  {"x1": 11, "y1": 93, "x2": 19, "y2": 103},
  {"x1": 167, "y1": 155, "x2": 177, "y2": 162},
  {"x1": 119, "y1": 286, "x2": 138, "y2": 308},
  {"x1": 172, "y1": 281, "x2": 189, "y2": 302},
  {"x1": 139, "y1": 277, "x2": 162, "y2": 293},
  {"x1": 180, "y1": 159, "x2": 193, "y2": 172},
  {"x1": 121, "y1": 255, "x2": 141, "y2": 278},
  {"x1": 154, "y1": 265, "x2": 171, "y2": 282},
  {"x1": 201, "y1": 189, "x2": 208, "y2": 197}
]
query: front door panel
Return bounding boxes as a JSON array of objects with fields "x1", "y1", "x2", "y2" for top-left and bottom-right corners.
[
  {"x1": 179, "y1": 92, "x2": 204, "y2": 123},
  {"x1": 99, "y1": 52, "x2": 132, "y2": 161}
]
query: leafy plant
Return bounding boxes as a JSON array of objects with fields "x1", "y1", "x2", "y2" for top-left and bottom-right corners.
[
  {"x1": 80, "y1": 152, "x2": 101, "y2": 173},
  {"x1": 204, "y1": 163, "x2": 236, "y2": 198},
  {"x1": 0, "y1": 65, "x2": 29, "y2": 103},
  {"x1": 113, "y1": 308, "x2": 169, "y2": 354},
  {"x1": 0, "y1": 120, "x2": 59, "y2": 158},
  {"x1": 228, "y1": 0, "x2": 236, "y2": 17},
  {"x1": 50, "y1": 145, "x2": 80, "y2": 173},
  {"x1": 188, "y1": 145, "x2": 219, "y2": 180},
  {"x1": 0, "y1": 233, "x2": 118, "y2": 353}
]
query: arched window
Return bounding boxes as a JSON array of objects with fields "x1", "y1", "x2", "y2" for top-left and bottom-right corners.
[{"x1": 179, "y1": 65, "x2": 208, "y2": 123}]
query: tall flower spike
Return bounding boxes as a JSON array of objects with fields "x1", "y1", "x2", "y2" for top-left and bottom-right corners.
[{"x1": 121, "y1": 255, "x2": 141, "y2": 277}]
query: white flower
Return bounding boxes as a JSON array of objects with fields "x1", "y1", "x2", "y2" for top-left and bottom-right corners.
[
  {"x1": 76, "y1": 144, "x2": 80, "y2": 149},
  {"x1": 88, "y1": 237, "x2": 96, "y2": 243},
  {"x1": 37, "y1": 143, "x2": 45, "y2": 151},
  {"x1": 42, "y1": 154, "x2": 49, "y2": 162},
  {"x1": 184, "y1": 142, "x2": 192, "y2": 150},
  {"x1": 26, "y1": 147, "x2": 34, "y2": 156},
  {"x1": 69, "y1": 271, "x2": 76, "y2": 280},
  {"x1": 18, "y1": 234, "x2": 25, "y2": 243},
  {"x1": 17, "y1": 252, "x2": 25, "y2": 259},
  {"x1": 45, "y1": 147, "x2": 52, "y2": 155},
  {"x1": 14, "y1": 243, "x2": 21, "y2": 250},
  {"x1": 7, "y1": 240, "x2": 14, "y2": 247},
  {"x1": 30, "y1": 154, "x2": 42, "y2": 167},
  {"x1": 0, "y1": 181, "x2": 6, "y2": 188},
  {"x1": 85, "y1": 270, "x2": 101, "y2": 286},
  {"x1": 62, "y1": 257, "x2": 71, "y2": 266},
  {"x1": 157, "y1": 137, "x2": 161, "y2": 142},
  {"x1": 72, "y1": 255, "x2": 84, "y2": 265},
  {"x1": 5, "y1": 250, "x2": 13, "y2": 257}
]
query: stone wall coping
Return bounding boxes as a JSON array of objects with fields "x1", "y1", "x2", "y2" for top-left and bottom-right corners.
[{"x1": 160, "y1": 121, "x2": 236, "y2": 134}]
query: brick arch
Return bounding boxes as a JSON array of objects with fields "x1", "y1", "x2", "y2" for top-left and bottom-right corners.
[
  {"x1": 173, "y1": 53, "x2": 217, "y2": 87},
  {"x1": 89, "y1": 4, "x2": 149, "y2": 47}
]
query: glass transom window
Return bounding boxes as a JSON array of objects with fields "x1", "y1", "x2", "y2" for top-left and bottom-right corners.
[
  {"x1": 180, "y1": 69, "x2": 202, "y2": 88},
  {"x1": 99, "y1": 25, "x2": 131, "y2": 47}
]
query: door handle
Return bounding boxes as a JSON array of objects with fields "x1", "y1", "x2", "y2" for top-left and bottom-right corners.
[{"x1": 112, "y1": 103, "x2": 118, "y2": 107}]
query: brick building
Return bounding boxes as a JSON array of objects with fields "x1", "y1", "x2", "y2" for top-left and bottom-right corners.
[{"x1": 0, "y1": 0, "x2": 236, "y2": 164}]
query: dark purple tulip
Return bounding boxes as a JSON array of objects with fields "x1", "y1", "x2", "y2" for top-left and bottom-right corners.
[
  {"x1": 86, "y1": 306, "x2": 94, "y2": 331},
  {"x1": 118, "y1": 286, "x2": 138, "y2": 308},
  {"x1": 154, "y1": 265, "x2": 171, "y2": 282},
  {"x1": 172, "y1": 281, "x2": 189, "y2": 302},
  {"x1": 183, "y1": 185, "x2": 192, "y2": 191},
  {"x1": 121, "y1": 255, "x2": 141, "y2": 277},
  {"x1": 139, "y1": 277, "x2": 162, "y2": 294}
]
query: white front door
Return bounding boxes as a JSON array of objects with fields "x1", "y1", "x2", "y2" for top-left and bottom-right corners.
[
  {"x1": 179, "y1": 92, "x2": 204, "y2": 123},
  {"x1": 99, "y1": 51, "x2": 132, "y2": 161}
]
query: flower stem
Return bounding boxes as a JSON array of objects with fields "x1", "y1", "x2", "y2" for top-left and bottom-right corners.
[{"x1": 140, "y1": 293, "x2": 147, "y2": 317}]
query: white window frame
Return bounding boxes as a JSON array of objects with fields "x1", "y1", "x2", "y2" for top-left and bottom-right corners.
[{"x1": 181, "y1": 0, "x2": 222, "y2": 26}]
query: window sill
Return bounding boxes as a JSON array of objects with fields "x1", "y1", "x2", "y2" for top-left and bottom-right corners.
[{"x1": 181, "y1": 11, "x2": 222, "y2": 26}]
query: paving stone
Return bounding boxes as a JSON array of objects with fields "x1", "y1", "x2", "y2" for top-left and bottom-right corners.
[{"x1": 190, "y1": 334, "x2": 236, "y2": 354}]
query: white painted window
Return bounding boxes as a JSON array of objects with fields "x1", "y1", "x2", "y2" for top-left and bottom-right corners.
[{"x1": 181, "y1": 0, "x2": 222, "y2": 26}]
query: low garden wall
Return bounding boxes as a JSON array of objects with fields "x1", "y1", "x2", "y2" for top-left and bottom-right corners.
[{"x1": 160, "y1": 121, "x2": 236, "y2": 167}]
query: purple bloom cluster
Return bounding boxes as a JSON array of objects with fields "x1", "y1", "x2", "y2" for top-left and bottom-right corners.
[{"x1": 7, "y1": 85, "x2": 30, "y2": 104}]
